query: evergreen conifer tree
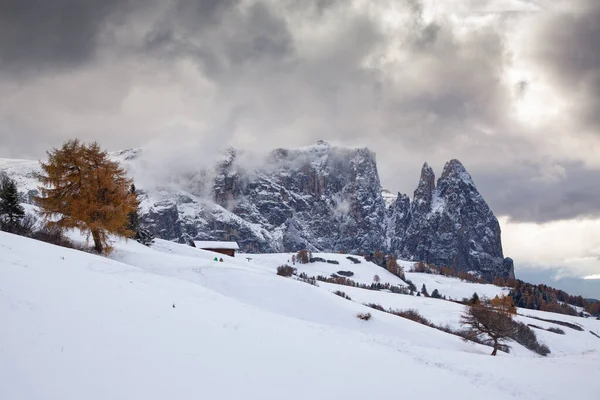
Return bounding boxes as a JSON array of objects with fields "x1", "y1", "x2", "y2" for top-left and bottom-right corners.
[
  {"x1": 128, "y1": 184, "x2": 154, "y2": 246},
  {"x1": 0, "y1": 175, "x2": 25, "y2": 232}
]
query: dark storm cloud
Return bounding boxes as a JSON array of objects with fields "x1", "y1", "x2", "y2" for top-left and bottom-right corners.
[
  {"x1": 476, "y1": 161, "x2": 600, "y2": 223},
  {"x1": 0, "y1": 0, "x2": 599, "y2": 225},
  {"x1": 530, "y1": 0, "x2": 600, "y2": 134},
  {"x1": 143, "y1": 0, "x2": 294, "y2": 79},
  {"x1": 0, "y1": 0, "x2": 127, "y2": 74}
]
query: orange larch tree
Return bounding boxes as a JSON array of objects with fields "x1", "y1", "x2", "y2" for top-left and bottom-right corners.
[{"x1": 35, "y1": 139, "x2": 137, "y2": 254}]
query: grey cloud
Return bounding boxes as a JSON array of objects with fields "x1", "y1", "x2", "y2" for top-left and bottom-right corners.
[
  {"x1": 0, "y1": 0, "x2": 130, "y2": 75},
  {"x1": 530, "y1": 0, "x2": 600, "y2": 134},
  {"x1": 145, "y1": 1, "x2": 294, "y2": 79},
  {"x1": 0, "y1": 0, "x2": 599, "y2": 226},
  {"x1": 476, "y1": 161, "x2": 600, "y2": 223}
]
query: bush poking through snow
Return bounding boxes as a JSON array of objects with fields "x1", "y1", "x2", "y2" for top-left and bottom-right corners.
[
  {"x1": 316, "y1": 275, "x2": 410, "y2": 294},
  {"x1": 30, "y1": 225, "x2": 76, "y2": 250},
  {"x1": 326, "y1": 259, "x2": 340, "y2": 265},
  {"x1": 276, "y1": 265, "x2": 296, "y2": 277},
  {"x1": 509, "y1": 320, "x2": 551, "y2": 356},
  {"x1": 525, "y1": 315, "x2": 584, "y2": 331},
  {"x1": 333, "y1": 290, "x2": 352, "y2": 300},
  {"x1": 392, "y1": 309, "x2": 432, "y2": 326},
  {"x1": 346, "y1": 256, "x2": 361, "y2": 264},
  {"x1": 336, "y1": 270, "x2": 354, "y2": 277},
  {"x1": 547, "y1": 327, "x2": 566, "y2": 335},
  {"x1": 365, "y1": 303, "x2": 386, "y2": 312},
  {"x1": 297, "y1": 272, "x2": 318, "y2": 286},
  {"x1": 356, "y1": 312, "x2": 372, "y2": 321}
]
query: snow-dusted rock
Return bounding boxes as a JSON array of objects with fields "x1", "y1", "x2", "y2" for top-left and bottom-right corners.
[
  {"x1": 398, "y1": 159, "x2": 514, "y2": 279},
  {"x1": 0, "y1": 143, "x2": 513, "y2": 278}
]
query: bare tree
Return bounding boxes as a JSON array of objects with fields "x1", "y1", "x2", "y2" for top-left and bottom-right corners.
[{"x1": 460, "y1": 303, "x2": 516, "y2": 356}]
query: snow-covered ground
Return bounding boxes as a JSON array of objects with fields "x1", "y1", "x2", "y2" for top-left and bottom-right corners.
[
  {"x1": 2, "y1": 232, "x2": 600, "y2": 400},
  {"x1": 249, "y1": 252, "x2": 408, "y2": 287}
]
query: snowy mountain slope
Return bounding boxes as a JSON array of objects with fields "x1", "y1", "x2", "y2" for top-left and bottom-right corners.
[
  {"x1": 249, "y1": 252, "x2": 408, "y2": 287},
  {"x1": 0, "y1": 143, "x2": 512, "y2": 278},
  {"x1": 2, "y1": 232, "x2": 600, "y2": 400}
]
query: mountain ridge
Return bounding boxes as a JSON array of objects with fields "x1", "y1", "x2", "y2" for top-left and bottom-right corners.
[{"x1": 0, "y1": 141, "x2": 513, "y2": 279}]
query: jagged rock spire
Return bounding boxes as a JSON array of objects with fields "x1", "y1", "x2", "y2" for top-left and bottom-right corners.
[
  {"x1": 412, "y1": 162, "x2": 435, "y2": 215},
  {"x1": 398, "y1": 159, "x2": 513, "y2": 279}
]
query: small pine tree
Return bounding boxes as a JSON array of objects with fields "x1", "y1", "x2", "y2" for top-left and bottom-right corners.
[
  {"x1": 431, "y1": 288, "x2": 442, "y2": 299},
  {"x1": 471, "y1": 292, "x2": 480, "y2": 305},
  {"x1": 421, "y1": 284, "x2": 429, "y2": 297},
  {"x1": 0, "y1": 174, "x2": 25, "y2": 233},
  {"x1": 127, "y1": 184, "x2": 154, "y2": 246}
]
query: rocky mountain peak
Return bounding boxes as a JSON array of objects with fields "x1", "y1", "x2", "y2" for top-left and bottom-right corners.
[
  {"x1": 0, "y1": 147, "x2": 513, "y2": 280},
  {"x1": 439, "y1": 159, "x2": 475, "y2": 187},
  {"x1": 398, "y1": 159, "x2": 514, "y2": 279},
  {"x1": 412, "y1": 162, "x2": 436, "y2": 215}
]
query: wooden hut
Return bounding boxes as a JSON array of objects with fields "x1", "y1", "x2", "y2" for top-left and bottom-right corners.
[{"x1": 194, "y1": 241, "x2": 240, "y2": 257}]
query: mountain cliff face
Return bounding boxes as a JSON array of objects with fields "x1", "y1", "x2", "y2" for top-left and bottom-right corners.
[
  {"x1": 0, "y1": 141, "x2": 514, "y2": 278},
  {"x1": 390, "y1": 160, "x2": 514, "y2": 279}
]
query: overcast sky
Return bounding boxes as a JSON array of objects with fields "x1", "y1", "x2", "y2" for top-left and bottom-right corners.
[{"x1": 1, "y1": 0, "x2": 599, "y2": 293}]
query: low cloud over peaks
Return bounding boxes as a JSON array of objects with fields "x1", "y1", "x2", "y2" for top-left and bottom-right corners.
[{"x1": 0, "y1": 0, "x2": 599, "y2": 226}]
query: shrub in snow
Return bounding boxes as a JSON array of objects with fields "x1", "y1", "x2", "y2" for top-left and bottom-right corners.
[
  {"x1": 336, "y1": 270, "x2": 354, "y2": 277},
  {"x1": 392, "y1": 309, "x2": 432, "y2": 326},
  {"x1": 30, "y1": 225, "x2": 76, "y2": 250},
  {"x1": 297, "y1": 272, "x2": 318, "y2": 286},
  {"x1": 365, "y1": 303, "x2": 385, "y2": 312},
  {"x1": 276, "y1": 265, "x2": 296, "y2": 277},
  {"x1": 527, "y1": 324, "x2": 545, "y2": 330},
  {"x1": 430, "y1": 289, "x2": 442, "y2": 299},
  {"x1": 509, "y1": 320, "x2": 551, "y2": 356},
  {"x1": 310, "y1": 257, "x2": 326, "y2": 263},
  {"x1": 333, "y1": 290, "x2": 351, "y2": 300},
  {"x1": 525, "y1": 315, "x2": 583, "y2": 331},
  {"x1": 547, "y1": 327, "x2": 566, "y2": 335},
  {"x1": 346, "y1": 256, "x2": 361, "y2": 264},
  {"x1": 356, "y1": 312, "x2": 372, "y2": 321},
  {"x1": 326, "y1": 259, "x2": 340, "y2": 265},
  {"x1": 404, "y1": 279, "x2": 417, "y2": 293}
]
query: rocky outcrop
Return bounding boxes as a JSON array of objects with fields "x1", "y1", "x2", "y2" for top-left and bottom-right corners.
[
  {"x1": 0, "y1": 143, "x2": 514, "y2": 279},
  {"x1": 396, "y1": 159, "x2": 514, "y2": 279}
]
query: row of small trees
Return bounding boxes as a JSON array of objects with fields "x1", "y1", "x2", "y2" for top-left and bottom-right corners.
[{"x1": 0, "y1": 139, "x2": 153, "y2": 254}]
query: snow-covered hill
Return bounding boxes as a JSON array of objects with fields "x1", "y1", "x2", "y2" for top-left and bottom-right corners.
[{"x1": 2, "y1": 232, "x2": 599, "y2": 399}]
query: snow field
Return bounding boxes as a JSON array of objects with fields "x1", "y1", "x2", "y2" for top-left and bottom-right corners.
[{"x1": 1, "y1": 232, "x2": 600, "y2": 400}]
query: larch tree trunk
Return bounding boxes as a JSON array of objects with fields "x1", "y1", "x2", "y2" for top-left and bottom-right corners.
[{"x1": 91, "y1": 229, "x2": 103, "y2": 254}]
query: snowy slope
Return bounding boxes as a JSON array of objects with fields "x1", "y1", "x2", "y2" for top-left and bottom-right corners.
[
  {"x1": 2, "y1": 232, "x2": 600, "y2": 400},
  {"x1": 249, "y1": 252, "x2": 408, "y2": 287}
]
